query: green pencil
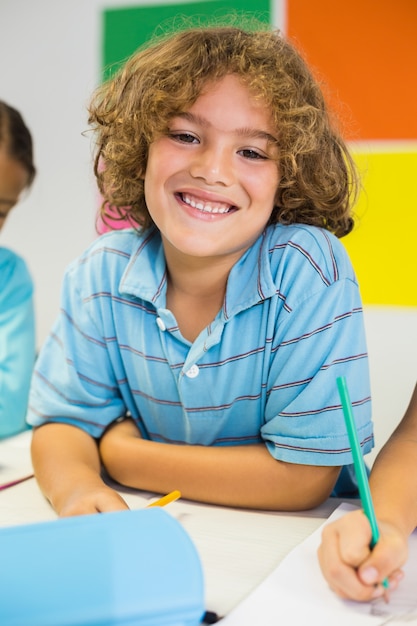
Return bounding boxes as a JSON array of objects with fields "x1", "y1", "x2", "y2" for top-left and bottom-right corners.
[{"x1": 337, "y1": 375, "x2": 389, "y2": 588}]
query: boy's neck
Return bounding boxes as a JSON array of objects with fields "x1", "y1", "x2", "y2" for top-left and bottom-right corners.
[
  {"x1": 162, "y1": 241, "x2": 239, "y2": 342},
  {"x1": 162, "y1": 238, "x2": 241, "y2": 300}
]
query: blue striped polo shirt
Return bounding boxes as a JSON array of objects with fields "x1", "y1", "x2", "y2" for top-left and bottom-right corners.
[{"x1": 27, "y1": 223, "x2": 373, "y2": 477}]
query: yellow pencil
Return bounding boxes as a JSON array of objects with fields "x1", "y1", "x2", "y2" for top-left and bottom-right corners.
[{"x1": 146, "y1": 490, "x2": 181, "y2": 508}]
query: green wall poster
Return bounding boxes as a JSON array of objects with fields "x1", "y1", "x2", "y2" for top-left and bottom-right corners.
[{"x1": 102, "y1": 0, "x2": 270, "y2": 78}]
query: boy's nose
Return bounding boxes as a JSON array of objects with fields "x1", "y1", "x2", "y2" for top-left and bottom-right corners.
[{"x1": 189, "y1": 147, "x2": 234, "y2": 186}]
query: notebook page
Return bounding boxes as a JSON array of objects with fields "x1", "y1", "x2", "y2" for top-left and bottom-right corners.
[{"x1": 221, "y1": 503, "x2": 417, "y2": 625}]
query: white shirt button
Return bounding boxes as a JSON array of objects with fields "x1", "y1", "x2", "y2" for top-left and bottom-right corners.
[
  {"x1": 185, "y1": 364, "x2": 200, "y2": 378},
  {"x1": 156, "y1": 317, "x2": 166, "y2": 331}
]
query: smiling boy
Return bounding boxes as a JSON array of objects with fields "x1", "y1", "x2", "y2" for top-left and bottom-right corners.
[{"x1": 28, "y1": 24, "x2": 373, "y2": 516}]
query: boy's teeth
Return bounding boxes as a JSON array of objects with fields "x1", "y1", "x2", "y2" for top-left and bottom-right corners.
[{"x1": 182, "y1": 193, "x2": 230, "y2": 214}]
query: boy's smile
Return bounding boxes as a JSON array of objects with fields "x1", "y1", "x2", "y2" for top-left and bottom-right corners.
[
  {"x1": 144, "y1": 74, "x2": 280, "y2": 268},
  {"x1": 179, "y1": 191, "x2": 236, "y2": 215}
]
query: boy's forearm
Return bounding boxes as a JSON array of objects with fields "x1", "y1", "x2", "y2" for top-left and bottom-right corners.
[
  {"x1": 100, "y1": 429, "x2": 340, "y2": 511},
  {"x1": 371, "y1": 385, "x2": 417, "y2": 537},
  {"x1": 371, "y1": 439, "x2": 417, "y2": 537},
  {"x1": 31, "y1": 423, "x2": 104, "y2": 513}
]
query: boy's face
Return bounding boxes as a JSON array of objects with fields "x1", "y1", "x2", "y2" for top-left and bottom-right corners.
[
  {"x1": 0, "y1": 148, "x2": 29, "y2": 232},
  {"x1": 144, "y1": 74, "x2": 279, "y2": 266}
]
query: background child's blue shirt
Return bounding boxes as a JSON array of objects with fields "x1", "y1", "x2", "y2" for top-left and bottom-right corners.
[
  {"x1": 0, "y1": 247, "x2": 35, "y2": 438},
  {"x1": 27, "y1": 224, "x2": 374, "y2": 495}
]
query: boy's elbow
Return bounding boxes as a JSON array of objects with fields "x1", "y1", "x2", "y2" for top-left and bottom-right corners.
[{"x1": 268, "y1": 464, "x2": 341, "y2": 512}]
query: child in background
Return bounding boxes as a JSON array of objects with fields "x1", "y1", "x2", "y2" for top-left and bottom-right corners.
[
  {"x1": 27, "y1": 20, "x2": 374, "y2": 516},
  {"x1": 318, "y1": 382, "x2": 417, "y2": 601},
  {"x1": 0, "y1": 100, "x2": 36, "y2": 438}
]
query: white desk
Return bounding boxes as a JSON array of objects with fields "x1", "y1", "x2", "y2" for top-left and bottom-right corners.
[{"x1": 0, "y1": 431, "x2": 347, "y2": 619}]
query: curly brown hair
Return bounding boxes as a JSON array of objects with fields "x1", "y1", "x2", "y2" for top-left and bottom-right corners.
[{"x1": 89, "y1": 19, "x2": 358, "y2": 237}]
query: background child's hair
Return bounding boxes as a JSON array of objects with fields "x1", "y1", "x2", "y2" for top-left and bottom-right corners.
[
  {"x1": 89, "y1": 19, "x2": 358, "y2": 238},
  {"x1": 0, "y1": 100, "x2": 36, "y2": 187}
]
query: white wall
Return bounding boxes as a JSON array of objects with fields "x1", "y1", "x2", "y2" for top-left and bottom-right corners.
[
  {"x1": 1, "y1": 0, "x2": 415, "y2": 457},
  {"x1": 1, "y1": 0, "x2": 103, "y2": 344},
  {"x1": 363, "y1": 306, "x2": 417, "y2": 464}
]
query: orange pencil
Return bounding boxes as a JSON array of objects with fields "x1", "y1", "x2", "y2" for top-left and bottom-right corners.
[{"x1": 146, "y1": 490, "x2": 181, "y2": 508}]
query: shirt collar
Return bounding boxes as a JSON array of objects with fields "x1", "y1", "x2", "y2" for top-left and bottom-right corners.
[
  {"x1": 222, "y1": 228, "x2": 277, "y2": 320},
  {"x1": 119, "y1": 227, "x2": 277, "y2": 317},
  {"x1": 119, "y1": 228, "x2": 167, "y2": 303}
]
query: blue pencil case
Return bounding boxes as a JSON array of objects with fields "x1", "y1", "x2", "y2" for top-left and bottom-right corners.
[{"x1": 0, "y1": 507, "x2": 205, "y2": 625}]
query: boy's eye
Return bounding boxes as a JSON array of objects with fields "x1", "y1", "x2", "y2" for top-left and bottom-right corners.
[
  {"x1": 239, "y1": 148, "x2": 267, "y2": 160},
  {"x1": 170, "y1": 132, "x2": 198, "y2": 144}
]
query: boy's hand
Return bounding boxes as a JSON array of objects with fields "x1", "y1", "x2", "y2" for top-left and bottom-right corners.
[
  {"x1": 58, "y1": 483, "x2": 129, "y2": 517},
  {"x1": 31, "y1": 422, "x2": 130, "y2": 517},
  {"x1": 318, "y1": 509, "x2": 407, "y2": 601}
]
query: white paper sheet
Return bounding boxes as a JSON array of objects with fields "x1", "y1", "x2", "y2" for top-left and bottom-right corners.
[{"x1": 221, "y1": 503, "x2": 417, "y2": 625}]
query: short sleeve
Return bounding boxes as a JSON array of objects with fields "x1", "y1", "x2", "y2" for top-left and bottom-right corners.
[
  {"x1": 27, "y1": 259, "x2": 127, "y2": 438},
  {"x1": 259, "y1": 226, "x2": 373, "y2": 468}
]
